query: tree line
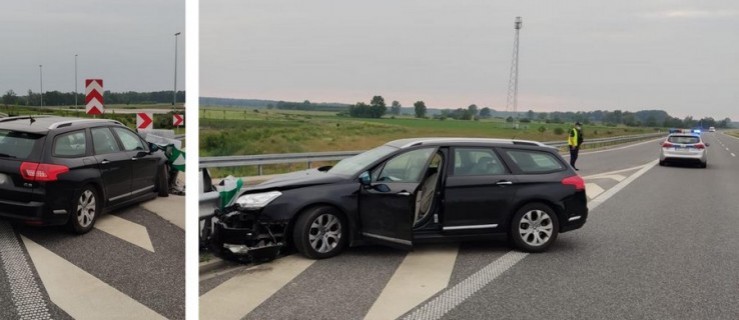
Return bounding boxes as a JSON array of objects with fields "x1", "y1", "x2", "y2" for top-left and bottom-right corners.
[
  {"x1": 341, "y1": 95, "x2": 732, "y2": 128},
  {"x1": 2, "y1": 90, "x2": 185, "y2": 107}
]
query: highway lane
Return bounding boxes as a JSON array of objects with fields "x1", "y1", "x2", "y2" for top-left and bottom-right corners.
[
  {"x1": 200, "y1": 138, "x2": 737, "y2": 319},
  {"x1": 424, "y1": 132, "x2": 739, "y2": 319}
]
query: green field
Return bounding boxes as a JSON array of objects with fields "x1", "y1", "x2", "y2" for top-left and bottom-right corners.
[{"x1": 200, "y1": 106, "x2": 661, "y2": 177}]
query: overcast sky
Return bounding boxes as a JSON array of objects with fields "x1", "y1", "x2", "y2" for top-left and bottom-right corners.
[
  {"x1": 201, "y1": 0, "x2": 739, "y2": 120},
  {"x1": 0, "y1": 0, "x2": 185, "y2": 95}
]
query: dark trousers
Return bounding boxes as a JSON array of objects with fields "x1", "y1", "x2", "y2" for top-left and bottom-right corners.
[{"x1": 570, "y1": 147, "x2": 579, "y2": 168}]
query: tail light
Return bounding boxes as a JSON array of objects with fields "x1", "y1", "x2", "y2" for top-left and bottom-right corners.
[
  {"x1": 20, "y1": 162, "x2": 69, "y2": 182},
  {"x1": 693, "y1": 143, "x2": 705, "y2": 149},
  {"x1": 661, "y1": 142, "x2": 673, "y2": 148},
  {"x1": 562, "y1": 175, "x2": 585, "y2": 191}
]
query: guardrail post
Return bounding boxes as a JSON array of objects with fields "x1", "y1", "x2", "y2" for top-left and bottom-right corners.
[
  {"x1": 258, "y1": 165, "x2": 263, "y2": 176},
  {"x1": 308, "y1": 161, "x2": 312, "y2": 169}
]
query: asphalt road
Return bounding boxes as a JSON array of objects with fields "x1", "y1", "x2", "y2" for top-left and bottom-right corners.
[
  {"x1": 0, "y1": 195, "x2": 185, "y2": 320},
  {"x1": 200, "y1": 133, "x2": 739, "y2": 320}
]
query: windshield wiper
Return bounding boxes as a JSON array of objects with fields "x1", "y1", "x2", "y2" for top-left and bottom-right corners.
[{"x1": 0, "y1": 153, "x2": 16, "y2": 159}]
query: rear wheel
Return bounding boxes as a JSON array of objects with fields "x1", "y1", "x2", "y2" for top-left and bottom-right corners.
[
  {"x1": 700, "y1": 162, "x2": 707, "y2": 168},
  {"x1": 293, "y1": 206, "x2": 347, "y2": 259},
  {"x1": 659, "y1": 160, "x2": 665, "y2": 166},
  {"x1": 68, "y1": 185, "x2": 100, "y2": 234},
  {"x1": 510, "y1": 203, "x2": 559, "y2": 253}
]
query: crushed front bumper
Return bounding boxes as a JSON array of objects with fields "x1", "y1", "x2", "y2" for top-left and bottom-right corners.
[{"x1": 201, "y1": 205, "x2": 287, "y2": 262}]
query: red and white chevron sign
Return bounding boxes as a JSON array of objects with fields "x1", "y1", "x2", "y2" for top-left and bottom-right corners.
[
  {"x1": 137, "y1": 113, "x2": 153, "y2": 131},
  {"x1": 173, "y1": 114, "x2": 183, "y2": 126},
  {"x1": 85, "y1": 79, "x2": 104, "y2": 115}
]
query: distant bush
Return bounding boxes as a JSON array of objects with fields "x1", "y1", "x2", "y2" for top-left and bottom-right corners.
[{"x1": 554, "y1": 127, "x2": 565, "y2": 135}]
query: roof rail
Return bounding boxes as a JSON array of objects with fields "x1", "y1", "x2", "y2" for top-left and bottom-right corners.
[
  {"x1": 0, "y1": 115, "x2": 55, "y2": 123},
  {"x1": 48, "y1": 119, "x2": 123, "y2": 129}
]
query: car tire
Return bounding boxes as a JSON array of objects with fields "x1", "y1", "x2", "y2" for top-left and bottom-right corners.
[
  {"x1": 156, "y1": 165, "x2": 170, "y2": 197},
  {"x1": 510, "y1": 203, "x2": 559, "y2": 253},
  {"x1": 700, "y1": 162, "x2": 707, "y2": 168},
  {"x1": 68, "y1": 185, "x2": 100, "y2": 234},
  {"x1": 293, "y1": 206, "x2": 347, "y2": 259},
  {"x1": 659, "y1": 160, "x2": 665, "y2": 166}
]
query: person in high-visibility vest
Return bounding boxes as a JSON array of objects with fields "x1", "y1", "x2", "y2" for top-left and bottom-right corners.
[{"x1": 568, "y1": 122, "x2": 584, "y2": 170}]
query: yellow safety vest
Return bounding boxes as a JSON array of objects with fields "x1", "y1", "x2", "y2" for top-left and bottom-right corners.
[{"x1": 568, "y1": 128, "x2": 579, "y2": 147}]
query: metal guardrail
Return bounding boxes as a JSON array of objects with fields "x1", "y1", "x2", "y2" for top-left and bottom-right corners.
[{"x1": 199, "y1": 132, "x2": 666, "y2": 175}]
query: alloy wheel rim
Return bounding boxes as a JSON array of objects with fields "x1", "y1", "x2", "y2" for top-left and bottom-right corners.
[
  {"x1": 518, "y1": 209, "x2": 553, "y2": 247},
  {"x1": 308, "y1": 213, "x2": 341, "y2": 253},
  {"x1": 77, "y1": 190, "x2": 96, "y2": 228}
]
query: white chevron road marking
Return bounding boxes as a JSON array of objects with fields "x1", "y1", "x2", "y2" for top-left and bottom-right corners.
[
  {"x1": 95, "y1": 214, "x2": 154, "y2": 252},
  {"x1": 585, "y1": 183, "x2": 605, "y2": 199},
  {"x1": 365, "y1": 244, "x2": 458, "y2": 320},
  {"x1": 22, "y1": 236, "x2": 166, "y2": 320},
  {"x1": 200, "y1": 255, "x2": 315, "y2": 320}
]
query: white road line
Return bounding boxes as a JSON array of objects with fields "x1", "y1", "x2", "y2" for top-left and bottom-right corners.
[
  {"x1": 732, "y1": 153, "x2": 736, "y2": 157},
  {"x1": 586, "y1": 174, "x2": 625, "y2": 182},
  {"x1": 365, "y1": 244, "x2": 458, "y2": 320},
  {"x1": 726, "y1": 148, "x2": 730, "y2": 151},
  {"x1": 140, "y1": 196, "x2": 185, "y2": 230},
  {"x1": 585, "y1": 183, "x2": 605, "y2": 200},
  {"x1": 588, "y1": 160, "x2": 658, "y2": 211},
  {"x1": 402, "y1": 251, "x2": 528, "y2": 320},
  {"x1": 22, "y1": 236, "x2": 166, "y2": 320},
  {"x1": 0, "y1": 222, "x2": 52, "y2": 320},
  {"x1": 199, "y1": 255, "x2": 315, "y2": 319},
  {"x1": 403, "y1": 160, "x2": 659, "y2": 320},
  {"x1": 95, "y1": 214, "x2": 154, "y2": 252}
]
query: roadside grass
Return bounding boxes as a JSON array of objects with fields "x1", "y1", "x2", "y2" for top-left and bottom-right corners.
[
  {"x1": 727, "y1": 130, "x2": 739, "y2": 138},
  {"x1": 200, "y1": 106, "x2": 661, "y2": 177}
]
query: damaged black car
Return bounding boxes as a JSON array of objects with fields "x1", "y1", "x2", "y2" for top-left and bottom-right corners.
[{"x1": 204, "y1": 137, "x2": 588, "y2": 261}]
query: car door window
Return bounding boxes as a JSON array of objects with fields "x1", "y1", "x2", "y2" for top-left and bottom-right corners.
[
  {"x1": 112, "y1": 127, "x2": 145, "y2": 151},
  {"x1": 375, "y1": 148, "x2": 434, "y2": 183},
  {"x1": 505, "y1": 149, "x2": 564, "y2": 173},
  {"x1": 453, "y1": 148, "x2": 506, "y2": 176},
  {"x1": 91, "y1": 127, "x2": 121, "y2": 155},
  {"x1": 53, "y1": 130, "x2": 87, "y2": 157}
]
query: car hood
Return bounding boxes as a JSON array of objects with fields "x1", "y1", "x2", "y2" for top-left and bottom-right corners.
[{"x1": 244, "y1": 168, "x2": 348, "y2": 192}]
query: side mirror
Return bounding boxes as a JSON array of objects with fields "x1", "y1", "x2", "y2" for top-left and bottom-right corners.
[
  {"x1": 359, "y1": 171, "x2": 371, "y2": 186},
  {"x1": 705, "y1": 143, "x2": 710, "y2": 147},
  {"x1": 149, "y1": 143, "x2": 161, "y2": 152}
]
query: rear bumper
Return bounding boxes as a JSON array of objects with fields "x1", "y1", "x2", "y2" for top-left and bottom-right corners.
[
  {"x1": 0, "y1": 199, "x2": 69, "y2": 226},
  {"x1": 660, "y1": 150, "x2": 706, "y2": 163},
  {"x1": 560, "y1": 192, "x2": 588, "y2": 233}
]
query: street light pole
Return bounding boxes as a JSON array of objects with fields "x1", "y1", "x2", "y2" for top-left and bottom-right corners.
[
  {"x1": 39, "y1": 64, "x2": 43, "y2": 107},
  {"x1": 75, "y1": 54, "x2": 78, "y2": 108},
  {"x1": 173, "y1": 32, "x2": 181, "y2": 107}
]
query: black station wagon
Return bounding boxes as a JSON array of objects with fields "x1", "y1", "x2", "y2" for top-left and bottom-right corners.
[
  {"x1": 208, "y1": 138, "x2": 588, "y2": 260},
  {"x1": 0, "y1": 116, "x2": 169, "y2": 233}
]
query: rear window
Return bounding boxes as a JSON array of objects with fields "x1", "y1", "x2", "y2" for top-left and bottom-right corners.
[
  {"x1": 0, "y1": 130, "x2": 44, "y2": 160},
  {"x1": 505, "y1": 149, "x2": 564, "y2": 174},
  {"x1": 668, "y1": 136, "x2": 700, "y2": 144}
]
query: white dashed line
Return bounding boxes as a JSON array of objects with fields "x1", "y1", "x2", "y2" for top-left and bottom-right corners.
[{"x1": 732, "y1": 153, "x2": 736, "y2": 157}]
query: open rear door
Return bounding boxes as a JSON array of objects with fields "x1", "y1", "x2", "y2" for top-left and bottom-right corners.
[{"x1": 359, "y1": 182, "x2": 418, "y2": 250}]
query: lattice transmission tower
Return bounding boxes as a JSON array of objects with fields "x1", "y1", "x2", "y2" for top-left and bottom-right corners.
[{"x1": 505, "y1": 17, "x2": 522, "y2": 117}]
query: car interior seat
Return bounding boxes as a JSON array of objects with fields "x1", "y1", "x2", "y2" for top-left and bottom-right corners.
[{"x1": 414, "y1": 158, "x2": 441, "y2": 227}]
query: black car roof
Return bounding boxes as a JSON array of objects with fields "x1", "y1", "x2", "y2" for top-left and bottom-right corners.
[
  {"x1": 385, "y1": 137, "x2": 553, "y2": 149},
  {"x1": 0, "y1": 116, "x2": 123, "y2": 134}
]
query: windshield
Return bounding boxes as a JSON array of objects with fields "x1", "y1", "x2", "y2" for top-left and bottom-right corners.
[
  {"x1": 0, "y1": 130, "x2": 44, "y2": 160},
  {"x1": 328, "y1": 145, "x2": 398, "y2": 176}
]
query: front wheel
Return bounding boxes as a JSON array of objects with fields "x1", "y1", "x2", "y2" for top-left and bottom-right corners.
[
  {"x1": 510, "y1": 203, "x2": 559, "y2": 253},
  {"x1": 156, "y1": 165, "x2": 170, "y2": 197},
  {"x1": 68, "y1": 185, "x2": 100, "y2": 234},
  {"x1": 293, "y1": 206, "x2": 347, "y2": 259}
]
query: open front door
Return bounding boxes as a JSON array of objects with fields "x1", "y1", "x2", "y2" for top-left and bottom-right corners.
[
  {"x1": 358, "y1": 147, "x2": 437, "y2": 250},
  {"x1": 359, "y1": 182, "x2": 418, "y2": 250}
]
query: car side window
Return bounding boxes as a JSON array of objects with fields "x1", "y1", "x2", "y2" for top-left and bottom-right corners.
[
  {"x1": 112, "y1": 127, "x2": 145, "y2": 152},
  {"x1": 504, "y1": 149, "x2": 564, "y2": 174},
  {"x1": 453, "y1": 148, "x2": 506, "y2": 176},
  {"x1": 91, "y1": 127, "x2": 121, "y2": 155},
  {"x1": 375, "y1": 148, "x2": 434, "y2": 183},
  {"x1": 53, "y1": 130, "x2": 87, "y2": 157}
]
